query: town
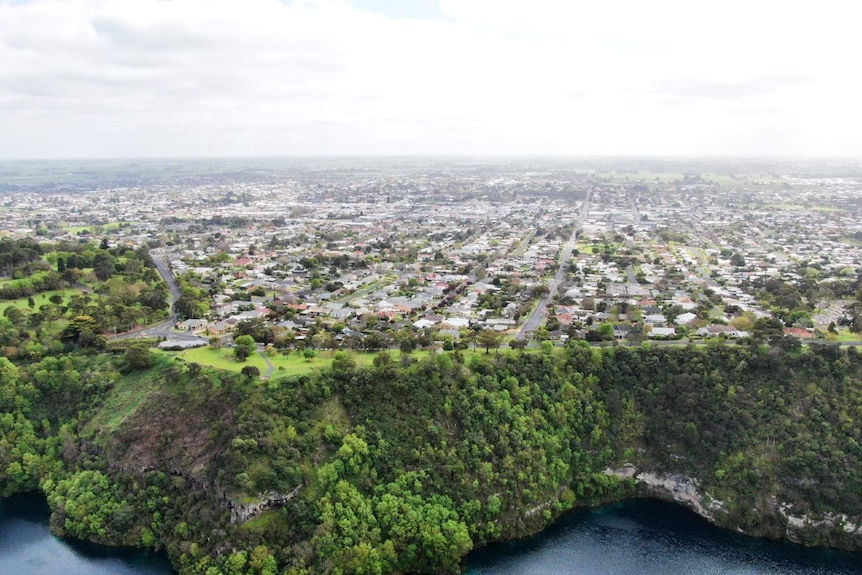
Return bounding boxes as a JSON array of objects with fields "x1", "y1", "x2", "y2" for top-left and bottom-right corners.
[{"x1": 2, "y1": 157, "x2": 862, "y2": 375}]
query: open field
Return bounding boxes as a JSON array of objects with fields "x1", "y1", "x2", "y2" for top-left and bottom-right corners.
[
  {"x1": 0, "y1": 288, "x2": 83, "y2": 313},
  {"x1": 65, "y1": 221, "x2": 129, "y2": 234},
  {"x1": 166, "y1": 347, "x2": 495, "y2": 379},
  {"x1": 172, "y1": 346, "x2": 270, "y2": 373}
]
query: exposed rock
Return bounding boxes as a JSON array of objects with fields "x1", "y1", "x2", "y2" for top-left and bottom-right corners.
[
  {"x1": 606, "y1": 466, "x2": 862, "y2": 551},
  {"x1": 227, "y1": 485, "x2": 303, "y2": 524},
  {"x1": 605, "y1": 466, "x2": 724, "y2": 521},
  {"x1": 780, "y1": 503, "x2": 862, "y2": 539}
]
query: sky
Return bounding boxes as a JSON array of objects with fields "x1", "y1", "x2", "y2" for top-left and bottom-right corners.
[{"x1": 1, "y1": 0, "x2": 861, "y2": 159}]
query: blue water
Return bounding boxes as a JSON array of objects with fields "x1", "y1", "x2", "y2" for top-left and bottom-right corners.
[
  {"x1": 4, "y1": 493, "x2": 862, "y2": 574},
  {"x1": 0, "y1": 493, "x2": 175, "y2": 575},
  {"x1": 466, "y1": 499, "x2": 862, "y2": 574}
]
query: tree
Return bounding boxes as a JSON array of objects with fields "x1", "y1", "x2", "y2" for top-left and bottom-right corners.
[
  {"x1": 478, "y1": 329, "x2": 504, "y2": 354},
  {"x1": 509, "y1": 339, "x2": 527, "y2": 351},
  {"x1": 331, "y1": 351, "x2": 356, "y2": 374},
  {"x1": 399, "y1": 337, "x2": 416, "y2": 354},
  {"x1": 234, "y1": 345, "x2": 251, "y2": 362},
  {"x1": 234, "y1": 335, "x2": 256, "y2": 362},
  {"x1": 175, "y1": 289, "x2": 207, "y2": 320},
  {"x1": 124, "y1": 344, "x2": 154, "y2": 371},
  {"x1": 598, "y1": 322, "x2": 615, "y2": 341},
  {"x1": 94, "y1": 259, "x2": 115, "y2": 282},
  {"x1": 303, "y1": 348, "x2": 317, "y2": 362},
  {"x1": 235, "y1": 318, "x2": 274, "y2": 344},
  {"x1": 363, "y1": 332, "x2": 390, "y2": 351},
  {"x1": 62, "y1": 315, "x2": 100, "y2": 344},
  {"x1": 241, "y1": 365, "x2": 261, "y2": 379},
  {"x1": 753, "y1": 317, "x2": 784, "y2": 342}
]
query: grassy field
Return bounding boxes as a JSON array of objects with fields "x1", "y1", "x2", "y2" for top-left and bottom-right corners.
[
  {"x1": 834, "y1": 330, "x2": 862, "y2": 342},
  {"x1": 0, "y1": 270, "x2": 60, "y2": 286},
  {"x1": 173, "y1": 346, "x2": 271, "y2": 374},
  {"x1": 166, "y1": 346, "x2": 494, "y2": 379},
  {"x1": 0, "y1": 288, "x2": 83, "y2": 314},
  {"x1": 65, "y1": 221, "x2": 129, "y2": 234}
]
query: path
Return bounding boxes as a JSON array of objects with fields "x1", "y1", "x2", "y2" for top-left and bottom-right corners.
[
  {"x1": 258, "y1": 348, "x2": 275, "y2": 378},
  {"x1": 516, "y1": 189, "x2": 592, "y2": 340}
]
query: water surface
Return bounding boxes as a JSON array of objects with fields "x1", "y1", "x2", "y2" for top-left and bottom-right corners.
[
  {"x1": 466, "y1": 499, "x2": 862, "y2": 575},
  {"x1": 6, "y1": 493, "x2": 862, "y2": 575},
  {"x1": 0, "y1": 493, "x2": 175, "y2": 575}
]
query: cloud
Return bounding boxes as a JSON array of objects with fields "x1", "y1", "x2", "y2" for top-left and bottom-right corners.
[
  {"x1": 654, "y1": 76, "x2": 812, "y2": 105},
  {"x1": 0, "y1": 0, "x2": 860, "y2": 158}
]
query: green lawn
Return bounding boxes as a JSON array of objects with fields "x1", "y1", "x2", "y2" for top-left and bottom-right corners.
[
  {"x1": 65, "y1": 221, "x2": 129, "y2": 234},
  {"x1": 0, "y1": 288, "x2": 83, "y2": 314},
  {"x1": 256, "y1": 349, "x2": 424, "y2": 377},
  {"x1": 173, "y1": 346, "x2": 270, "y2": 374},
  {"x1": 834, "y1": 330, "x2": 862, "y2": 342},
  {"x1": 169, "y1": 346, "x2": 457, "y2": 379}
]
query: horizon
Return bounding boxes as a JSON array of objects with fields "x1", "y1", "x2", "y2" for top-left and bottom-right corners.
[{"x1": 3, "y1": 153, "x2": 862, "y2": 163}]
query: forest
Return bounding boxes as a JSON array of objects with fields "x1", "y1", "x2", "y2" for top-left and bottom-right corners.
[{"x1": 2, "y1": 337, "x2": 862, "y2": 574}]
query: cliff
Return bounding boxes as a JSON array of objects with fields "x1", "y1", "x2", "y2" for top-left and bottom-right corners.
[
  {"x1": 606, "y1": 465, "x2": 862, "y2": 552},
  {"x1": 4, "y1": 343, "x2": 862, "y2": 574}
]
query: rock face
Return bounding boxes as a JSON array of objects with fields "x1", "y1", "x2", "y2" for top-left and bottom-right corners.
[
  {"x1": 605, "y1": 466, "x2": 724, "y2": 521},
  {"x1": 779, "y1": 503, "x2": 862, "y2": 547},
  {"x1": 605, "y1": 466, "x2": 862, "y2": 551},
  {"x1": 227, "y1": 485, "x2": 303, "y2": 524}
]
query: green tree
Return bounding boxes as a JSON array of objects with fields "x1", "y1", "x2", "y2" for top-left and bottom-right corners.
[
  {"x1": 234, "y1": 335, "x2": 256, "y2": 362},
  {"x1": 123, "y1": 344, "x2": 154, "y2": 371},
  {"x1": 331, "y1": 351, "x2": 356, "y2": 374},
  {"x1": 241, "y1": 365, "x2": 261, "y2": 379},
  {"x1": 478, "y1": 329, "x2": 504, "y2": 354}
]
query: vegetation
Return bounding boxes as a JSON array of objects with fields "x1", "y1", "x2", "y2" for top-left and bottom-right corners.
[
  {"x1": 2, "y1": 338, "x2": 862, "y2": 574},
  {"x1": 0, "y1": 239, "x2": 168, "y2": 364}
]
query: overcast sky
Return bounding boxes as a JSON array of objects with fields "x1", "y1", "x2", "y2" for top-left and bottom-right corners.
[{"x1": 2, "y1": 0, "x2": 861, "y2": 159}]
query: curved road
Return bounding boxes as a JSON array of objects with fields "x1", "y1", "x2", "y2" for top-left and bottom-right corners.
[{"x1": 110, "y1": 251, "x2": 202, "y2": 343}]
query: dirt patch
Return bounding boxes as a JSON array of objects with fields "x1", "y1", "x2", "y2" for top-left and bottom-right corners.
[{"x1": 102, "y1": 381, "x2": 240, "y2": 483}]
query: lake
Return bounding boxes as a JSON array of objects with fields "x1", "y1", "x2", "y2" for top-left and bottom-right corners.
[
  {"x1": 0, "y1": 493, "x2": 175, "y2": 575},
  {"x1": 466, "y1": 498, "x2": 862, "y2": 574},
  {"x1": 4, "y1": 493, "x2": 862, "y2": 575}
]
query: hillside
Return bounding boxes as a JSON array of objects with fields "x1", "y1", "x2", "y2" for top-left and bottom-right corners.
[{"x1": 2, "y1": 342, "x2": 862, "y2": 574}]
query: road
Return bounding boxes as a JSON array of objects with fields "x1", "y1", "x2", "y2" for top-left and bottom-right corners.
[
  {"x1": 627, "y1": 188, "x2": 642, "y2": 224},
  {"x1": 151, "y1": 252, "x2": 182, "y2": 309},
  {"x1": 510, "y1": 228, "x2": 537, "y2": 258},
  {"x1": 109, "y1": 251, "x2": 198, "y2": 343},
  {"x1": 515, "y1": 189, "x2": 592, "y2": 341},
  {"x1": 109, "y1": 314, "x2": 208, "y2": 347}
]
